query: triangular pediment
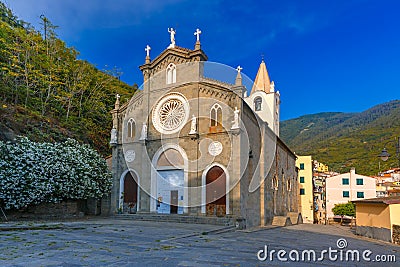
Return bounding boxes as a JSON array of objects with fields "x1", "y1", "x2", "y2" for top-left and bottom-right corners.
[{"x1": 139, "y1": 46, "x2": 207, "y2": 76}]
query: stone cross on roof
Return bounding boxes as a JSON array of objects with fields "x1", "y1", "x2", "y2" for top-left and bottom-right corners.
[
  {"x1": 236, "y1": 65, "x2": 243, "y2": 73},
  {"x1": 194, "y1": 28, "x2": 202, "y2": 42},
  {"x1": 145, "y1": 45, "x2": 151, "y2": 57}
]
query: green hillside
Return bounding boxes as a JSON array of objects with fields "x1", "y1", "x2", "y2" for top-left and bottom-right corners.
[
  {"x1": 281, "y1": 100, "x2": 400, "y2": 175},
  {"x1": 0, "y1": 2, "x2": 136, "y2": 156}
]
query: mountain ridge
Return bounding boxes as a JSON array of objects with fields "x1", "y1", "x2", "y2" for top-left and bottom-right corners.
[{"x1": 280, "y1": 100, "x2": 400, "y2": 175}]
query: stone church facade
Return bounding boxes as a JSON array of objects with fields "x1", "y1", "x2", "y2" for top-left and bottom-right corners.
[{"x1": 109, "y1": 30, "x2": 298, "y2": 228}]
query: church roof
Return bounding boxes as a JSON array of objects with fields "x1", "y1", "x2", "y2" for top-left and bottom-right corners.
[
  {"x1": 352, "y1": 196, "x2": 400, "y2": 205},
  {"x1": 251, "y1": 60, "x2": 271, "y2": 94},
  {"x1": 139, "y1": 45, "x2": 207, "y2": 72},
  {"x1": 172, "y1": 46, "x2": 192, "y2": 53}
]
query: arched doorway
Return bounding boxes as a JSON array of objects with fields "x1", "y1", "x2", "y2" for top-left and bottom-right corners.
[
  {"x1": 156, "y1": 148, "x2": 184, "y2": 214},
  {"x1": 206, "y1": 166, "x2": 226, "y2": 216},
  {"x1": 122, "y1": 171, "x2": 138, "y2": 213}
]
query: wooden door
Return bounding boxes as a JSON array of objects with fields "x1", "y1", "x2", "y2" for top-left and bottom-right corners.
[
  {"x1": 170, "y1": 190, "x2": 178, "y2": 214},
  {"x1": 124, "y1": 172, "x2": 138, "y2": 211},
  {"x1": 206, "y1": 166, "x2": 226, "y2": 216}
]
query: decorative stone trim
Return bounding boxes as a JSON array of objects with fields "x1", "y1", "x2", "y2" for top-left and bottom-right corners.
[
  {"x1": 199, "y1": 86, "x2": 237, "y2": 101},
  {"x1": 152, "y1": 92, "x2": 190, "y2": 134}
]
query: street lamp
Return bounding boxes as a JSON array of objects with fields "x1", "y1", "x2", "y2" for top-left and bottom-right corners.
[
  {"x1": 378, "y1": 137, "x2": 400, "y2": 168},
  {"x1": 378, "y1": 148, "x2": 390, "y2": 162}
]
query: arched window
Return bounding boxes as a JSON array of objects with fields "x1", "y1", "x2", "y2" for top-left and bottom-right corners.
[
  {"x1": 254, "y1": 97, "x2": 262, "y2": 111},
  {"x1": 127, "y1": 118, "x2": 136, "y2": 139},
  {"x1": 166, "y1": 63, "x2": 176, "y2": 84},
  {"x1": 287, "y1": 179, "x2": 291, "y2": 191},
  {"x1": 210, "y1": 104, "x2": 222, "y2": 127}
]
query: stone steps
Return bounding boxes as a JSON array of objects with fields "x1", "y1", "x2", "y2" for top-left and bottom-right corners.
[
  {"x1": 271, "y1": 216, "x2": 292, "y2": 226},
  {"x1": 287, "y1": 212, "x2": 302, "y2": 225},
  {"x1": 114, "y1": 213, "x2": 236, "y2": 226}
]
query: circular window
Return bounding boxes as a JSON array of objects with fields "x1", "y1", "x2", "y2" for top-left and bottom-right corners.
[{"x1": 152, "y1": 93, "x2": 189, "y2": 134}]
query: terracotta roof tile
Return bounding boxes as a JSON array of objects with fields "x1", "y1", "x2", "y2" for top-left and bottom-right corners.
[{"x1": 353, "y1": 196, "x2": 400, "y2": 204}]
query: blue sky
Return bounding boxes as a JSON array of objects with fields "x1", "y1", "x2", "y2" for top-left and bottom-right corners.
[{"x1": 6, "y1": 0, "x2": 400, "y2": 120}]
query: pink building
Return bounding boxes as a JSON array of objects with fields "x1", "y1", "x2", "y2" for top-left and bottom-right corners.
[{"x1": 326, "y1": 168, "x2": 376, "y2": 218}]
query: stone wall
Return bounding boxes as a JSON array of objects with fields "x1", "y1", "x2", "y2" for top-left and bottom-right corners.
[
  {"x1": 356, "y1": 226, "x2": 391, "y2": 242},
  {"x1": 239, "y1": 102, "x2": 261, "y2": 228},
  {"x1": 392, "y1": 224, "x2": 400, "y2": 245},
  {"x1": 3, "y1": 199, "x2": 106, "y2": 221},
  {"x1": 101, "y1": 194, "x2": 112, "y2": 216}
]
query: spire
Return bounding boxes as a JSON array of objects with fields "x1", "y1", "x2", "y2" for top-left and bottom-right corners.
[
  {"x1": 251, "y1": 59, "x2": 271, "y2": 94},
  {"x1": 114, "y1": 94, "x2": 120, "y2": 110},
  {"x1": 235, "y1": 65, "x2": 243, "y2": 86}
]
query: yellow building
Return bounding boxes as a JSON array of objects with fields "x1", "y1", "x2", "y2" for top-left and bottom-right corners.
[
  {"x1": 375, "y1": 171, "x2": 400, "y2": 197},
  {"x1": 313, "y1": 160, "x2": 329, "y2": 172},
  {"x1": 353, "y1": 196, "x2": 400, "y2": 244},
  {"x1": 296, "y1": 156, "x2": 314, "y2": 223}
]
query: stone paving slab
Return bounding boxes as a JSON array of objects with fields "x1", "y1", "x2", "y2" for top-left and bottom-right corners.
[{"x1": 0, "y1": 219, "x2": 399, "y2": 266}]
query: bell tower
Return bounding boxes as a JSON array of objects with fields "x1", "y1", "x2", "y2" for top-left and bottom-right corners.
[{"x1": 245, "y1": 59, "x2": 280, "y2": 136}]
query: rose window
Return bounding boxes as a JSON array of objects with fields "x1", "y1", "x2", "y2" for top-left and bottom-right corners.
[{"x1": 152, "y1": 93, "x2": 189, "y2": 134}]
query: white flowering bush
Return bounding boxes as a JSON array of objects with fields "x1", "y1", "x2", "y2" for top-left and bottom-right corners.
[{"x1": 0, "y1": 137, "x2": 112, "y2": 210}]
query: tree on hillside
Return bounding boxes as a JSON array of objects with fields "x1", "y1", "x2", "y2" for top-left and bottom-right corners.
[
  {"x1": 0, "y1": 2, "x2": 136, "y2": 156},
  {"x1": 0, "y1": 2, "x2": 25, "y2": 29}
]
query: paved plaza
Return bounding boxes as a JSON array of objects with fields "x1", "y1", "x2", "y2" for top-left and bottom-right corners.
[{"x1": 0, "y1": 218, "x2": 399, "y2": 266}]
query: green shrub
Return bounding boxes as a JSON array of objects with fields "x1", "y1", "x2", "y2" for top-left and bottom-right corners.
[{"x1": 0, "y1": 137, "x2": 112, "y2": 209}]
